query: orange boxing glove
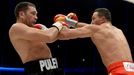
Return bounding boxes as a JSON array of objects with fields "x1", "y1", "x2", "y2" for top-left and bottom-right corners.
[
  {"x1": 67, "y1": 12, "x2": 78, "y2": 21},
  {"x1": 54, "y1": 14, "x2": 69, "y2": 28},
  {"x1": 54, "y1": 14, "x2": 66, "y2": 22},
  {"x1": 54, "y1": 14, "x2": 78, "y2": 28}
]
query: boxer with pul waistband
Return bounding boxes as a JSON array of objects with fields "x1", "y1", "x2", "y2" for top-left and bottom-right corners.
[
  {"x1": 9, "y1": 2, "x2": 65, "y2": 75},
  {"x1": 24, "y1": 58, "x2": 64, "y2": 75}
]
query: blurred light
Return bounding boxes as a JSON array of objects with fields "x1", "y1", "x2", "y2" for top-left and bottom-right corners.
[
  {"x1": 0, "y1": 67, "x2": 24, "y2": 72},
  {"x1": 0, "y1": 67, "x2": 104, "y2": 73},
  {"x1": 82, "y1": 58, "x2": 85, "y2": 62},
  {"x1": 124, "y1": 0, "x2": 134, "y2": 4},
  {"x1": 57, "y1": 45, "x2": 60, "y2": 48}
]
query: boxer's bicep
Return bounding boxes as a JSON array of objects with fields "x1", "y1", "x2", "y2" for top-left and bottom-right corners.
[
  {"x1": 15, "y1": 25, "x2": 38, "y2": 40},
  {"x1": 75, "y1": 26, "x2": 93, "y2": 38},
  {"x1": 24, "y1": 26, "x2": 60, "y2": 43},
  {"x1": 15, "y1": 25, "x2": 50, "y2": 42}
]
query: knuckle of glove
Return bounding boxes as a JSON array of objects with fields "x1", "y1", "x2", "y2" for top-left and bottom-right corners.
[
  {"x1": 54, "y1": 14, "x2": 66, "y2": 22},
  {"x1": 67, "y1": 12, "x2": 78, "y2": 21}
]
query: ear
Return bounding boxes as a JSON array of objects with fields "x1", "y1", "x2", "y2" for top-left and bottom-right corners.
[
  {"x1": 19, "y1": 11, "x2": 25, "y2": 18},
  {"x1": 101, "y1": 16, "x2": 106, "y2": 23}
]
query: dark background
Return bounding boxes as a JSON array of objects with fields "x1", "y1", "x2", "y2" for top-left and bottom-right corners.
[{"x1": 0, "y1": 0, "x2": 134, "y2": 75}]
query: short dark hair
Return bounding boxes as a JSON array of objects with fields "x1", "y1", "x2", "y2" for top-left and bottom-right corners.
[
  {"x1": 14, "y1": 2, "x2": 35, "y2": 18},
  {"x1": 94, "y1": 8, "x2": 112, "y2": 22}
]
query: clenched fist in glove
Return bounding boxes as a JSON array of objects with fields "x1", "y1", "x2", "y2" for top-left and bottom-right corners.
[{"x1": 54, "y1": 13, "x2": 78, "y2": 28}]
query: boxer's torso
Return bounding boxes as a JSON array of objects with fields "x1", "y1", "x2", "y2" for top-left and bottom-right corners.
[
  {"x1": 9, "y1": 23, "x2": 52, "y2": 63},
  {"x1": 91, "y1": 23, "x2": 133, "y2": 67}
]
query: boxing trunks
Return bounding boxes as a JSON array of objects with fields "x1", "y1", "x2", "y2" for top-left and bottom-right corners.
[
  {"x1": 24, "y1": 58, "x2": 64, "y2": 75},
  {"x1": 107, "y1": 61, "x2": 134, "y2": 75}
]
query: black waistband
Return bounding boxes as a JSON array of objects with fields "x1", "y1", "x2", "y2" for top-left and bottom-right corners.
[{"x1": 24, "y1": 58, "x2": 59, "y2": 74}]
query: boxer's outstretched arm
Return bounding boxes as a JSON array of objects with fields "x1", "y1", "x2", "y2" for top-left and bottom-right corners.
[
  {"x1": 58, "y1": 23, "x2": 94, "y2": 40},
  {"x1": 76, "y1": 22, "x2": 90, "y2": 28}
]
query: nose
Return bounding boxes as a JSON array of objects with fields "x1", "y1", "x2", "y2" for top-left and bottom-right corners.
[{"x1": 35, "y1": 15, "x2": 38, "y2": 20}]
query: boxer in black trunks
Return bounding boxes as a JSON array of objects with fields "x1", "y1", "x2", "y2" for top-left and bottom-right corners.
[{"x1": 9, "y1": 2, "x2": 64, "y2": 75}]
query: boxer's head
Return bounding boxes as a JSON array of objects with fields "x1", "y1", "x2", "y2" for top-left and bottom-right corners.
[
  {"x1": 14, "y1": 2, "x2": 38, "y2": 26},
  {"x1": 91, "y1": 8, "x2": 112, "y2": 25}
]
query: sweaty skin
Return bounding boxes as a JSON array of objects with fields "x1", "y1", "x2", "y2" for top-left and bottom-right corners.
[
  {"x1": 59, "y1": 22, "x2": 132, "y2": 67},
  {"x1": 9, "y1": 6, "x2": 59, "y2": 63},
  {"x1": 58, "y1": 11, "x2": 133, "y2": 67}
]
